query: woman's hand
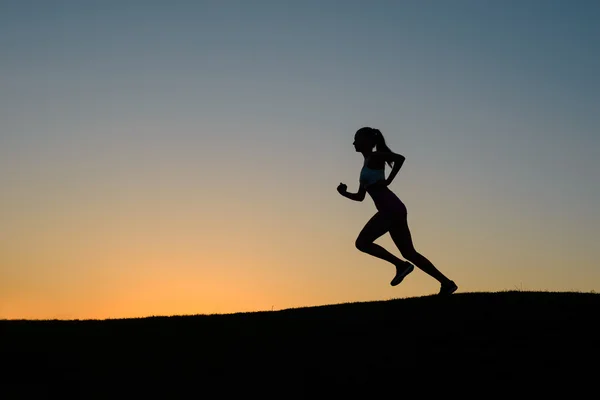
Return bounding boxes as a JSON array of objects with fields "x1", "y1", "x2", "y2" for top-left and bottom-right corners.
[{"x1": 337, "y1": 183, "x2": 348, "y2": 195}]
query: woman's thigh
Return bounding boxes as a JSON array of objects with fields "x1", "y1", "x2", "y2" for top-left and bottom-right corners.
[
  {"x1": 389, "y1": 213, "x2": 417, "y2": 256},
  {"x1": 356, "y1": 212, "x2": 393, "y2": 244}
]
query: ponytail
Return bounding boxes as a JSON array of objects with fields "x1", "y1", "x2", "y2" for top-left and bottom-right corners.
[
  {"x1": 373, "y1": 129, "x2": 394, "y2": 168},
  {"x1": 355, "y1": 126, "x2": 395, "y2": 168}
]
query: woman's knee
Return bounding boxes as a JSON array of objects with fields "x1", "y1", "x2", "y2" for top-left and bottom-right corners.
[
  {"x1": 355, "y1": 237, "x2": 371, "y2": 252},
  {"x1": 400, "y1": 248, "x2": 420, "y2": 262}
]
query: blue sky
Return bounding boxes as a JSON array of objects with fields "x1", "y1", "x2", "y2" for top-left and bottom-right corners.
[{"x1": 1, "y1": 0, "x2": 598, "y2": 318}]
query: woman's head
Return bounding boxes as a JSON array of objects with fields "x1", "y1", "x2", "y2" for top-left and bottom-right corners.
[{"x1": 353, "y1": 127, "x2": 394, "y2": 166}]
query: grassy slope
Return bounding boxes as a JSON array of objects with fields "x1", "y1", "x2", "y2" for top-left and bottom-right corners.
[{"x1": 2, "y1": 291, "x2": 599, "y2": 396}]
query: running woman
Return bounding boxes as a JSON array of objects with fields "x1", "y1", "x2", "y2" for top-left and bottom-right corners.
[{"x1": 337, "y1": 127, "x2": 458, "y2": 295}]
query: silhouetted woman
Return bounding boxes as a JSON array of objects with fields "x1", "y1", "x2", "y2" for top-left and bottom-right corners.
[{"x1": 337, "y1": 127, "x2": 458, "y2": 295}]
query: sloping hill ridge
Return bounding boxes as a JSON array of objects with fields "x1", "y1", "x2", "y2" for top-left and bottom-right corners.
[{"x1": 2, "y1": 291, "x2": 598, "y2": 396}]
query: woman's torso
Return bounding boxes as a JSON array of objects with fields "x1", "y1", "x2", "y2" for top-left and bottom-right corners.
[{"x1": 359, "y1": 156, "x2": 406, "y2": 215}]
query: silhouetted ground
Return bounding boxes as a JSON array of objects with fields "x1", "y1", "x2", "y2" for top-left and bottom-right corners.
[{"x1": 1, "y1": 291, "x2": 598, "y2": 397}]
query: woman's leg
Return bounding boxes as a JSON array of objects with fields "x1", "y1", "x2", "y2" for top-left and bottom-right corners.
[
  {"x1": 355, "y1": 212, "x2": 403, "y2": 265},
  {"x1": 355, "y1": 212, "x2": 414, "y2": 285},
  {"x1": 389, "y1": 215, "x2": 455, "y2": 288}
]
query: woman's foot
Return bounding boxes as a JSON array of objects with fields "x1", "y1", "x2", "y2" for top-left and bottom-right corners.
[
  {"x1": 390, "y1": 261, "x2": 414, "y2": 286},
  {"x1": 439, "y1": 280, "x2": 458, "y2": 295}
]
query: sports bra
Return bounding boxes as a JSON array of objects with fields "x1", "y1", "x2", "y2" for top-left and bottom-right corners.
[{"x1": 359, "y1": 165, "x2": 385, "y2": 188}]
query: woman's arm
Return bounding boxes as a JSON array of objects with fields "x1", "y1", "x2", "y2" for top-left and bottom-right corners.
[
  {"x1": 337, "y1": 183, "x2": 366, "y2": 201},
  {"x1": 371, "y1": 151, "x2": 406, "y2": 186}
]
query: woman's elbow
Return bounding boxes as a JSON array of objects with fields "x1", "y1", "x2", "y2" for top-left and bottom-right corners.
[{"x1": 358, "y1": 188, "x2": 367, "y2": 201}]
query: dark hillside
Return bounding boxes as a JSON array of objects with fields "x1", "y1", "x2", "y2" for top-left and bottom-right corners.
[{"x1": 2, "y1": 291, "x2": 598, "y2": 397}]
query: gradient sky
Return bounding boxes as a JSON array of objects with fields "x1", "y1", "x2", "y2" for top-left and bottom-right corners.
[{"x1": 1, "y1": 0, "x2": 598, "y2": 320}]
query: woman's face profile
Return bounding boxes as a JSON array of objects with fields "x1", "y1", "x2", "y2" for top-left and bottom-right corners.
[{"x1": 353, "y1": 132, "x2": 372, "y2": 152}]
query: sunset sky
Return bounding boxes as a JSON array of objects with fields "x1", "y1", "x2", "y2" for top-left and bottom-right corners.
[{"x1": 1, "y1": 0, "x2": 598, "y2": 320}]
